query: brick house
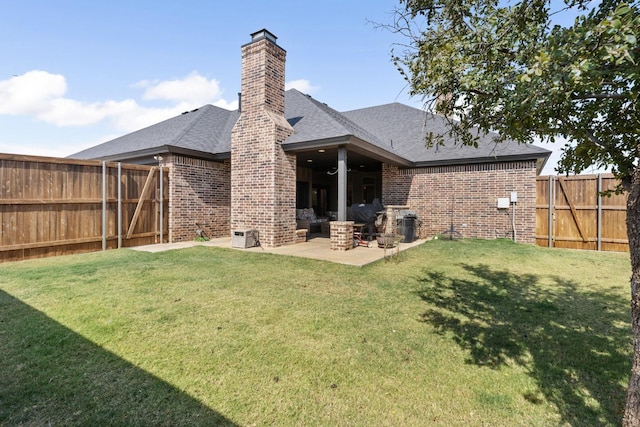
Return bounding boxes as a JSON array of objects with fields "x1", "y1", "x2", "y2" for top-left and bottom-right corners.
[{"x1": 72, "y1": 29, "x2": 550, "y2": 248}]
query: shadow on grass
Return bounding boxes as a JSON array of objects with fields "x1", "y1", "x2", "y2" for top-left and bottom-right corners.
[
  {"x1": 415, "y1": 263, "x2": 630, "y2": 426},
  {"x1": 0, "y1": 290, "x2": 236, "y2": 426}
]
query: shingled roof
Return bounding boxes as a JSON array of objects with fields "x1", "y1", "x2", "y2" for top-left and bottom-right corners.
[
  {"x1": 71, "y1": 88, "x2": 550, "y2": 169},
  {"x1": 342, "y1": 102, "x2": 550, "y2": 167},
  {"x1": 71, "y1": 104, "x2": 239, "y2": 161},
  {"x1": 283, "y1": 90, "x2": 389, "y2": 149}
]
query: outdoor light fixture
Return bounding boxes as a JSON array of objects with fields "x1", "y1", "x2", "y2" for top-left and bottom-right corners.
[{"x1": 327, "y1": 166, "x2": 351, "y2": 175}]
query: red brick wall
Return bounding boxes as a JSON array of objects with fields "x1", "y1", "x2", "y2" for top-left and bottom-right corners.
[
  {"x1": 230, "y1": 34, "x2": 296, "y2": 248},
  {"x1": 382, "y1": 161, "x2": 537, "y2": 243},
  {"x1": 239, "y1": 35, "x2": 287, "y2": 118},
  {"x1": 165, "y1": 155, "x2": 230, "y2": 242}
]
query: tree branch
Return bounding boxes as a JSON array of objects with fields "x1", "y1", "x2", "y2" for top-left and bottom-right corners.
[
  {"x1": 557, "y1": 117, "x2": 608, "y2": 151},
  {"x1": 571, "y1": 92, "x2": 628, "y2": 100},
  {"x1": 469, "y1": 88, "x2": 494, "y2": 96},
  {"x1": 583, "y1": 128, "x2": 607, "y2": 149}
]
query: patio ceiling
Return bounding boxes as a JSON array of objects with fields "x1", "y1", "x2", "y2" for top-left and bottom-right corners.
[{"x1": 295, "y1": 147, "x2": 382, "y2": 173}]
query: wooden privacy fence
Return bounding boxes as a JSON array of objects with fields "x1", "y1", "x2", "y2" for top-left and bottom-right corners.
[
  {"x1": 0, "y1": 154, "x2": 168, "y2": 263},
  {"x1": 536, "y1": 174, "x2": 628, "y2": 252}
]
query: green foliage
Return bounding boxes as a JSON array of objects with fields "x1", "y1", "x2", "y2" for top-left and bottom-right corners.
[{"x1": 393, "y1": 0, "x2": 639, "y2": 185}]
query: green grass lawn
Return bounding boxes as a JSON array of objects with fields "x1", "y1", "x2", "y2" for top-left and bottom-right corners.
[{"x1": 0, "y1": 239, "x2": 632, "y2": 426}]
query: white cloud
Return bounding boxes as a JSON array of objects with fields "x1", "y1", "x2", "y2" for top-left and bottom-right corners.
[
  {"x1": 213, "y1": 98, "x2": 239, "y2": 110},
  {"x1": 285, "y1": 79, "x2": 319, "y2": 94},
  {"x1": 0, "y1": 70, "x2": 236, "y2": 132},
  {"x1": 0, "y1": 71, "x2": 67, "y2": 115},
  {"x1": 36, "y1": 98, "x2": 140, "y2": 127},
  {"x1": 136, "y1": 71, "x2": 225, "y2": 105}
]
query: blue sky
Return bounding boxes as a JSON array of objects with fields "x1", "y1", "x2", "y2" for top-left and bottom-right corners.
[{"x1": 0, "y1": 0, "x2": 585, "y2": 173}]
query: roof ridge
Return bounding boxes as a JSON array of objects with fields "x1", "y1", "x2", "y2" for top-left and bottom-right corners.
[{"x1": 342, "y1": 101, "x2": 406, "y2": 114}]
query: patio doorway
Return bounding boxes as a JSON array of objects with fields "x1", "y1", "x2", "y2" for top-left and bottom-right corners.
[
  {"x1": 296, "y1": 180, "x2": 310, "y2": 208},
  {"x1": 312, "y1": 186, "x2": 329, "y2": 217}
]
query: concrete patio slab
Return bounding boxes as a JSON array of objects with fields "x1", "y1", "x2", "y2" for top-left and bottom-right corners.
[{"x1": 131, "y1": 235, "x2": 425, "y2": 267}]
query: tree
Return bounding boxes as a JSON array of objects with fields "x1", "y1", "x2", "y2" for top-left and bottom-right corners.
[{"x1": 390, "y1": 0, "x2": 639, "y2": 423}]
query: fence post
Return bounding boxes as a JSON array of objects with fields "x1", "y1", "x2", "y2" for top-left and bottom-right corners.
[
  {"x1": 159, "y1": 166, "x2": 163, "y2": 244},
  {"x1": 548, "y1": 175, "x2": 554, "y2": 248},
  {"x1": 102, "y1": 161, "x2": 107, "y2": 251},
  {"x1": 597, "y1": 174, "x2": 602, "y2": 251},
  {"x1": 118, "y1": 163, "x2": 122, "y2": 249}
]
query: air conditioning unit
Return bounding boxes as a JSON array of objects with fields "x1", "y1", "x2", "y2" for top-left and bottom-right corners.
[{"x1": 232, "y1": 229, "x2": 259, "y2": 248}]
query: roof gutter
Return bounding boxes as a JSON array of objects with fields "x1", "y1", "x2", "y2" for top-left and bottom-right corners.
[
  {"x1": 81, "y1": 145, "x2": 229, "y2": 163},
  {"x1": 412, "y1": 151, "x2": 552, "y2": 174}
]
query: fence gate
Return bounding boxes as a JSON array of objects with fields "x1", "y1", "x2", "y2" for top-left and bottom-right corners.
[
  {"x1": 0, "y1": 154, "x2": 169, "y2": 263},
  {"x1": 536, "y1": 174, "x2": 628, "y2": 252}
]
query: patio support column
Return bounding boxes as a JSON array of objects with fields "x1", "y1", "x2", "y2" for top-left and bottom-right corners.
[{"x1": 337, "y1": 146, "x2": 347, "y2": 221}]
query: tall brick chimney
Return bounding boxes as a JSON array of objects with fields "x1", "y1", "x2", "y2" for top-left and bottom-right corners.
[{"x1": 230, "y1": 29, "x2": 296, "y2": 248}]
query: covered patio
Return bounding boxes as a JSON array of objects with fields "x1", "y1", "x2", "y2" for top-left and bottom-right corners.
[{"x1": 292, "y1": 142, "x2": 410, "y2": 223}]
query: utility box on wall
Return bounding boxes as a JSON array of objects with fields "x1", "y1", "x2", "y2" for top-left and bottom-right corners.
[
  {"x1": 232, "y1": 229, "x2": 259, "y2": 248},
  {"x1": 497, "y1": 198, "x2": 510, "y2": 209}
]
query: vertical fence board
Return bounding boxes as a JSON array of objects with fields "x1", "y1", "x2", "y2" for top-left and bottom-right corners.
[{"x1": 535, "y1": 177, "x2": 551, "y2": 247}]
